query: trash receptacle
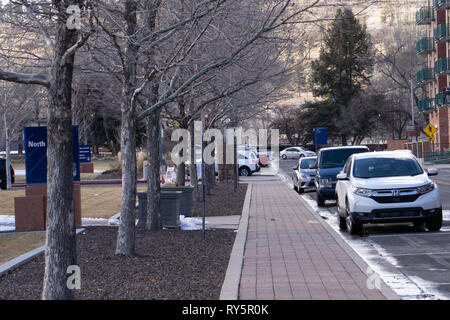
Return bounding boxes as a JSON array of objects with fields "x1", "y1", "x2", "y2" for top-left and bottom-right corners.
[
  {"x1": 161, "y1": 186, "x2": 194, "y2": 217},
  {"x1": 136, "y1": 191, "x2": 148, "y2": 228},
  {"x1": 161, "y1": 191, "x2": 182, "y2": 229}
]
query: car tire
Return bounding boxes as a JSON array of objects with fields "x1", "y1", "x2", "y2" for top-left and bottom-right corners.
[
  {"x1": 317, "y1": 193, "x2": 325, "y2": 207},
  {"x1": 345, "y1": 202, "x2": 362, "y2": 235},
  {"x1": 239, "y1": 167, "x2": 250, "y2": 177},
  {"x1": 298, "y1": 184, "x2": 304, "y2": 194},
  {"x1": 425, "y1": 211, "x2": 442, "y2": 232},
  {"x1": 281, "y1": 154, "x2": 287, "y2": 160},
  {"x1": 338, "y1": 214, "x2": 347, "y2": 230},
  {"x1": 299, "y1": 154, "x2": 304, "y2": 158}
]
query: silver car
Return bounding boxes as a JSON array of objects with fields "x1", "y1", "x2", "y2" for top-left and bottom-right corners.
[{"x1": 292, "y1": 156, "x2": 317, "y2": 193}]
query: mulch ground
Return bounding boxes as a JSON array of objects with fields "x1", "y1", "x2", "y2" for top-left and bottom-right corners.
[
  {"x1": 192, "y1": 182, "x2": 247, "y2": 217},
  {"x1": 0, "y1": 227, "x2": 236, "y2": 300}
]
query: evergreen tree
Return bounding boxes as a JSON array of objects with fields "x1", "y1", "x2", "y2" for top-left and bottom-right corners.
[{"x1": 310, "y1": 7, "x2": 373, "y2": 144}]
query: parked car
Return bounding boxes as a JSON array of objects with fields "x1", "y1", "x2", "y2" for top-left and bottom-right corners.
[
  {"x1": 0, "y1": 158, "x2": 15, "y2": 190},
  {"x1": 280, "y1": 147, "x2": 315, "y2": 160},
  {"x1": 335, "y1": 151, "x2": 442, "y2": 235},
  {"x1": 238, "y1": 150, "x2": 259, "y2": 176},
  {"x1": 292, "y1": 156, "x2": 317, "y2": 193},
  {"x1": 315, "y1": 145, "x2": 369, "y2": 207}
]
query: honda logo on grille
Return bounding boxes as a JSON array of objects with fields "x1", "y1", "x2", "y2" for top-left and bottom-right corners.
[{"x1": 392, "y1": 190, "x2": 400, "y2": 197}]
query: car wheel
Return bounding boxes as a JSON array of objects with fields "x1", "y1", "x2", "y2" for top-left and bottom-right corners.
[
  {"x1": 299, "y1": 154, "x2": 305, "y2": 158},
  {"x1": 317, "y1": 193, "x2": 325, "y2": 207},
  {"x1": 336, "y1": 196, "x2": 347, "y2": 230},
  {"x1": 281, "y1": 154, "x2": 287, "y2": 160},
  {"x1": 239, "y1": 167, "x2": 250, "y2": 176},
  {"x1": 298, "y1": 184, "x2": 304, "y2": 194},
  {"x1": 425, "y1": 211, "x2": 442, "y2": 232},
  {"x1": 345, "y1": 201, "x2": 362, "y2": 235}
]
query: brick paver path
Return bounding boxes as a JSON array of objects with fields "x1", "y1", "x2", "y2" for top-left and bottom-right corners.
[{"x1": 239, "y1": 181, "x2": 387, "y2": 300}]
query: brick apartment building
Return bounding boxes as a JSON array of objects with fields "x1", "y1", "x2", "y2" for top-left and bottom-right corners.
[{"x1": 416, "y1": 0, "x2": 450, "y2": 153}]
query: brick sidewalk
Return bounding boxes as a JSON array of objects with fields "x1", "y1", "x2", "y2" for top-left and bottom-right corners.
[{"x1": 238, "y1": 181, "x2": 390, "y2": 300}]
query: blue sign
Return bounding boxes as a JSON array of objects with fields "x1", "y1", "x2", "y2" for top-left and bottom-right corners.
[
  {"x1": 79, "y1": 145, "x2": 91, "y2": 163},
  {"x1": 313, "y1": 127, "x2": 327, "y2": 145},
  {"x1": 24, "y1": 126, "x2": 47, "y2": 184},
  {"x1": 24, "y1": 126, "x2": 80, "y2": 184}
]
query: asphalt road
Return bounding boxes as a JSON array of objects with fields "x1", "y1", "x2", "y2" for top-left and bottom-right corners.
[{"x1": 262, "y1": 158, "x2": 450, "y2": 300}]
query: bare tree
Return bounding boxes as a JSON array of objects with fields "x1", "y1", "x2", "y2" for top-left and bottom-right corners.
[{"x1": 0, "y1": 0, "x2": 93, "y2": 299}]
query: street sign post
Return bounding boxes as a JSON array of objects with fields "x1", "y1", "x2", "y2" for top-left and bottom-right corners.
[
  {"x1": 425, "y1": 123, "x2": 437, "y2": 137},
  {"x1": 424, "y1": 123, "x2": 437, "y2": 144},
  {"x1": 24, "y1": 126, "x2": 80, "y2": 184},
  {"x1": 313, "y1": 127, "x2": 327, "y2": 153},
  {"x1": 79, "y1": 145, "x2": 91, "y2": 163}
]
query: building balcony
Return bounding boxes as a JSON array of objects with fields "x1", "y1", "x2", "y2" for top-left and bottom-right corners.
[
  {"x1": 434, "y1": 24, "x2": 450, "y2": 42},
  {"x1": 416, "y1": 7, "x2": 435, "y2": 25},
  {"x1": 417, "y1": 68, "x2": 435, "y2": 84},
  {"x1": 418, "y1": 98, "x2": 435, "y2": 112},
  {"x1": 434, "y1": 57, "x2": 450, "y2": 74},
  {"x1": 435, "y1": 92, "x2": 449, "y2": 107},
  {"x1": 434, "y1": 0, "x2": 450, "y2": 9},
  {"x1": 416, "y1": 37, "x2": 435, "y2": 54}
]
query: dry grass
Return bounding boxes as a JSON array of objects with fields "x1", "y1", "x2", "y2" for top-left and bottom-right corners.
[
  {"x1": 0, "y1": 232, "x2": 46, "y2": 265},
  {"x1": 10, "y1": 158, "x2": 119, "y2": 172},
  {"x1": 0, "y1": 185, "x2": 147, "y2": 218}
]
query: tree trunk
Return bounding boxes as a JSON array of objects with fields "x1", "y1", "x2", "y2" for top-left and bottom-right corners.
[
  {"x1": 42, "y1": 16, "x2": 79, "y2": 300},
  {"x1": 176, "y1": 162, "x2": 185, "y2": 186},
  {"x1": 190, "y1": 121, "x2": 199, "y2": 202},
  {"x1": 146, "y1": 108, "x2": 162, "y2": 230},
  {"x1": 116, "y1": 108, "x2": 137, "y2": 255},
  {"x1": 341, "y1": 134, "x2": 347, "y2": 146},
  {"x1": 115, "y1": 0, "x2": 138, "y2": 256}
]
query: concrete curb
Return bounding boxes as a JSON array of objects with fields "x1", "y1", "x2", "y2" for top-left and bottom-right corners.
[
  {"x1": 219, "y1": 183, "x2": 252, "y2": 300},
  {"x1": 297, "y1": 195, "x2": 400, "y2": 300},
  {"x1": 0, "y1": 228, "x2": 85, "y2": 278}
]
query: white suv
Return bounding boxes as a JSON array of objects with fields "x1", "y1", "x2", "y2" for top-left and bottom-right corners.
[{"x1": 335, "y1": 151, "x2": 442, "y2": 235}]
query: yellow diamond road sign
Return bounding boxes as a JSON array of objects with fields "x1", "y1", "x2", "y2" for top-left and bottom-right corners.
[
  {"x1": 427, "y1": 136, "x2": 435, "y2": 142},
  {"x1": 425, "y1": 123, "x2": 437, "y2": 137}
]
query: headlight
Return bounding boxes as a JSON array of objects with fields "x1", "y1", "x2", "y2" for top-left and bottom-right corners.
[
  {"x1": 319, "y1": 178, "x2": 332, "y2": 187},
  {"x1": 353, "y1": 187, "x2": 375, "y2": 197},
  {"x1": 417, "y1": 182, "x2": 435, "y2": 194}
]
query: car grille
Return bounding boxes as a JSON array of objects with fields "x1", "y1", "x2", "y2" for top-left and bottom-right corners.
[
  {"x1": 373, "y1": 208, "x2": 421, "y2": 219},
  {"x1": 370, "y1": 189, "x2": 420, "y2": 204}
]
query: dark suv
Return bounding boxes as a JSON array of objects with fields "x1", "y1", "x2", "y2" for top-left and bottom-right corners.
[
  {"x1": 0, "y1": 158, "x2": 15, "y2": 189},
  {"x1": 315, "y1": 146, "x2": 369, "y2": 207}
]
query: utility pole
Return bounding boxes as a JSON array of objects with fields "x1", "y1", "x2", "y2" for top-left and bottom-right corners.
[{"x1": 410, "y1": 79, "x2": 418, "y2": 142}]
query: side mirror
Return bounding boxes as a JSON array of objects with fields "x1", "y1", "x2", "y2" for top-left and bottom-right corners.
[
  {"x1": 292, "y1": 166, "x2": 298, "y2": 170},
  {"x1": 336, "y1": 172, "x2": 349, "y2": 180},
  {"x1": 427, "y1": 168, "x2": 438, "y2": 176}
]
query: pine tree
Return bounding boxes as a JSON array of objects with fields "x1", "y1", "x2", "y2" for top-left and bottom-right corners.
[{"x1": 310, "y1": 8, "x2": 373, "y2": 145}]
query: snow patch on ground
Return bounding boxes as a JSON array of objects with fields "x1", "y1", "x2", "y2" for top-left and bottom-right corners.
[
  {"x1": 0, "y1": 215, "x2": 15, "y2": 232},
  {"x1": 179, "y1": 215, "x2": 208, "y2": 230}
]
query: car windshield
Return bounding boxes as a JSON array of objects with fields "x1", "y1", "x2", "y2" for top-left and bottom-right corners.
[
  {"x1": 300, "y1": 158, "x2": 316, "y2": 169},
  {"x1": 353, "y1": 157, "x2": 424, "y2": 178},
  {"x1": 319, "y1": 148, "x2": 368, "y2": 169}
]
